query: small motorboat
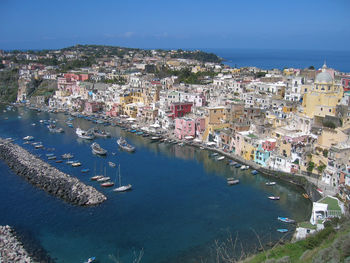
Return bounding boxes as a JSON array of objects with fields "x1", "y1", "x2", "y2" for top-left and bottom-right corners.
[
  {"x1": 277, "y1": 217, "x2": 295, "y2": 223},
  {"x1": 240, "y1": 165, "x2": 249, "y2": 170},
  {"x1": 266, "y1": 182, "x2": 276, "y2": 186},
  {"x1": 72, "y1": 162, "x2": 82, "y2": 167},
  {"x1": 268, "y1": 196, "x2": 280, "y2": 200},
  {"x1": 55, "y1": 160, "x2": 63, "y2": 163},
  {"x1": 47, "y1": 156, "x2": 56, "y2": 160},
  {"x1": 216, "y1": 156, "x2": 225, "y2": 161},
  {"x1": 210, "y1": 152, "x2": 219, "y2": 157},
  {"x1": 62, "y1": 153, "x2": 74, "y2": 159},
  {"x1": 277, "y1": 229, "x2": 288, "y2": 233},
  {"x1": 46, "y1": 153, "x2": 55, "y2": 157},
  {"x1": 251, "y1": 170, "x2": 259, "y2": 175},
  {"x1": 23, "y1": 136, "x2": 34, "y2": 141},
  {"x1": 108, "y1": 162, "x2": 116, "y2": 168},
  {"x1": 227, "y1": 179, "x2": 239, "y2": 185},
  {"x1": 150, "y1": 136, "x2": 161, "y2": 142},
  {"x1": 84, "y1": 257, "x2": 96, "y2": 263},
  {"x1": 81, "y1": 169, "x2": 90, "y2": 173}
]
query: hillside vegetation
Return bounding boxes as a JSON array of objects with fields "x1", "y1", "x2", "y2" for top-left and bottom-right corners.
[{"x1": 243, "y1": 217, "x2": 350, "y2": 263}]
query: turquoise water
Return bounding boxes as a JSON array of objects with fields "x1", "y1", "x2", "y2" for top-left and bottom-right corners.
[{"x1": 0, "y1": 106, "x2": 312, "y2": 263}]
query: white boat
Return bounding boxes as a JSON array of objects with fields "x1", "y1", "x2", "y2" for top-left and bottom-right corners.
[
  {"x1": 108, "y1": 161, "x2": 116, "y2": 167},
  {"x1": 227, "y1": 179, "x2": 240, "y2": 185},
  {"x1": 216, "y1": 156, "x2": 225, "y2": 161},
  {"x1": 113, "y1": 165, "x2": 132, "y2": 192},
  {"x1": 91, "y1": 175, "x2": 104, "y2": 181},
  {"x1": 240, "y1": 165, "x2": 249, "y2": 170},
  {"x1": 76, "y1": 128, "x2": 95, "y2": 140},
  {"x1": 266, "y1": 182, "x2": 276, "y2": 186},
  {"x1": 72, "y1": 162, "x2": 81, "y2": 167},
  {"x1": 91, "y1": 142, "x2": 107, "y2": 155},
  {"x1": 117, "y1": 137, "x2": 135, "y2": 152},
  {"x1": 62, "y1": 153, "x2": 74, "y2": 159},
  {"x1": 268, "y1": 196, "x2": 280, "y2": 200},
  {"x1": 150, "y1": 136, "x2": 161, "y2": 142},
  {"x1": 97, "y1": 176, "x2": 110, "y2": 182},
  {"x1": 23, "y1": 136, "x2": 34, "y2": 141}
]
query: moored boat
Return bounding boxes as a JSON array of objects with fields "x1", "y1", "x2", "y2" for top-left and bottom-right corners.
[
  {"x1": 91, "y1": 175, "x2": 104, "y2": 181},
  {"x1": 216, "y1": 156, "x2": 225, "y2": 161},
  {"x1": 91, "y1": 142, "x2": 107, "y2": 155},
  {"x1": 97, "y1": 176, "x2": 110, "y2": 182},
  {"x1": 23, "y1": 136, "x2": 34, "y2": 141},
  {"x1": 150, "y1": 136, "x2": 161, "y2": 142},
  {"x1": 62, "y1": 153, "x2": 74, "y2": 159},
  {"x1": 108, "y1": 161, "x2": 116, "y2": 168},
  {"x1": 81, "y1": 169, "x2": 90, "y2": 173},
  {"x1": 277, "y1": 217, "x2": 295, "y2": 223},
  {"x1": 93, "y1": 129, "x2": 111, "y2": 138},
  {"x1": 277, "y1": 229, "x2": 288, "y2": 233},
  {"x1": 100, "y1": 181, "x2": 114, "y2": 187},
  {"x1": 251, "y1": 170, "x2": 259, "y2": 175},
  {"x1": 117, "y1": 137, "x2": 135, "y2": 152},
  {"x1": 227, "y1": 179, "x2": 240, "y2": 185},
  {"x1": 268, "y1": 196, "x2": 280, "y2": 200},
  {"x1": 76, "y1": 128, "x2": 95, "y2": 140},
  {"x1": 113, "y1": 165, "x2": 132, "y2": 192},
  {"x1": 266, "y1": 182, "x2": 276, "y2": 186},
  {"x1": 72, "y1": 162, "x2": 82, "y2": 167}
]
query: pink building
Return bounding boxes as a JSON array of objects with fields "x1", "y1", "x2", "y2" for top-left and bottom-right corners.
[
  {"x1": 175, "y1": 117, "x2": 205, "y2": 139},
  {"x1": 84, "y1": 101, "x2": 103, "y2": 113},
  {"x1": 175, "y1": 118, "x2": 196, "y2": 139},
  {"x1": 64, "y1": 73, "x2": 89, "y2": 82},
  {"x1": 106, "y1": 104, "x2": 120, "y2": 117}
]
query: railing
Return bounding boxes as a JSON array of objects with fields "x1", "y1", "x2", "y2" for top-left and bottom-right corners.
[{"x1": 328, "y1": 210, "x2": 342, "y2": 218}]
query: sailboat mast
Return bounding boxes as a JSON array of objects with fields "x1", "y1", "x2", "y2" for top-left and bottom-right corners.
[{"x1": 119, "y1": 164, "x2": 121, "y2": 187}]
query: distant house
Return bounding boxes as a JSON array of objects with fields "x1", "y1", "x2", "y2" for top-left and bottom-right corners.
[{"x1": 84, "y1": 101, "x2": 103, "y2": 113}]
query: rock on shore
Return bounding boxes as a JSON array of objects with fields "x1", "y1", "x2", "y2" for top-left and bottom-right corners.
[
  {"x1": 0, "y1": 138, "x2": 106, "y2": 206},
  {"x1": 0, "y1": 225, "x2": 33, "y2": 263}
]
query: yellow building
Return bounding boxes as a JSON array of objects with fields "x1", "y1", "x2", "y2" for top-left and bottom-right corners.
[
  {"x1": 203, "y1": 107, "x2": 229, "y2": 141},
  {"x1": 302, "y1": 63, "x2": 343, "y2": 124}
]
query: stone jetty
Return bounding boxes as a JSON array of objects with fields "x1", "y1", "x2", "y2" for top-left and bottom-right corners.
[
  {"x1": 0, "y1": 138, "x2": 106, "y2": 206},
  {"x1": 0, "y1": 225, "x2": 33, "y2": 262}
]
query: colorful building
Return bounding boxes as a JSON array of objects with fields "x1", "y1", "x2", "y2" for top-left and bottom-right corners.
[{"x1": 169, "y1": 102, "x2": 193, "y2": 119}]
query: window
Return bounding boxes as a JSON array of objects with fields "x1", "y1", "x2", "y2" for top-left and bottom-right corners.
[{"x1": 329, "y1": 109, "x2": 331, "y2": 112}]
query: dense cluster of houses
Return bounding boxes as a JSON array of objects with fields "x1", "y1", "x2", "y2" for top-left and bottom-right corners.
[{"x1": 3, "y1": 47, "x2": 350, "y2": 201}]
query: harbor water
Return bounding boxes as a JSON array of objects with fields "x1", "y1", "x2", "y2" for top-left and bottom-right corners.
[{"x1": 0, "y1": 106, "x2": 312, "y2": 263}]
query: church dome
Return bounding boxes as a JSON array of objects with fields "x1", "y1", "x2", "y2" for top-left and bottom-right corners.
[
  {"x1": 315, "y1": 62, "x2": 333, "y2": 83},
  {"x1": 315, "y1": 71, "x2": 333, "y2": 83}
]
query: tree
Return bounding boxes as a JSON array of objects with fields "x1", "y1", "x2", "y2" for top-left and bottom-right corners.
[
  {"x1": 317, "y1": 164, "x2": 326, "y2": 177},
  {"x1": 323, "y1": 149, "x2": 328, "y2": 158},
  {"x1": 307, "y1": 161, "x2": 315, "y2": 173},
  {"x1": 308, "y1": 66, "x2": 315, "y2": 70}
]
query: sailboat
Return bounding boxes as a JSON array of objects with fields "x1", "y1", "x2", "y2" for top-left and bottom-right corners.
[{"x1": 113, "y1": 165, "x2": 132, "y2": 192}]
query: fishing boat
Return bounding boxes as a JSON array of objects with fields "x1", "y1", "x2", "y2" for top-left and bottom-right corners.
[
  {"x1": 93, "y1": 129, "x2": 111, "y2": 138},
  {"x1": 266, "y1": 182, "x2": 276, "y2": 186},
  {"x1": 81, "y1": 169, "x2": 90, "y2": 173},
  {"x1": 117, "y1": 137, "x2": 135, "y2": 152},
  {"x1": 113, "y1": 165, "x2": 132, "y2": 192},
  {"x1": 91, "y1": 142, "x2": 107, "y2": 155},
  {"x1": 227, "y1": 179, "x2": 240, "y2": 185},
  {"x1": 72, "y1": 162, "x2": 82, "y2": 167},
  {"x1": 62, "y1": 153, "x2": 74, "y2": 159},
  {"x1": 268, "y1": 196, "x2": 280, "y2": 200},
  {"x1": 47, "y1": 156, "x2": 56, "y2": 160},
  {"x1": 303, "y1": 193, "x2": 309, "y2": 199},
  {"x1": 108, "y1": 161, "x2": 116, "y2": 168},
  {"x1": 23, "y1": 136, "x2": 34, "y2": 141},
  {"x1": 277, "y1": 217, "x2": 295, "y2": 223},
  {"x1": 216, "y1": 156, "x2": 225, "y2": 161},
  {"x1": 35, "y1": 144, "x2": 44, "y2": 149},
  {"x1": 277, "y1": 229, "x2": 288, "y2": 233},
  {"x1": 76, "y1": 128, "x2": 95, "y2": 140}
]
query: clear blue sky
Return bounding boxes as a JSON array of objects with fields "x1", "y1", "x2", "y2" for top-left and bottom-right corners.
[{"x1": 1, "y1": 0, "x2": 350, "y2": 50}]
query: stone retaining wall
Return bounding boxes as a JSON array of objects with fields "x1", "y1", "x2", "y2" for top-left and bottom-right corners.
[{"x1": 0, "y1": 138, "x2": 106, "y2": 206}]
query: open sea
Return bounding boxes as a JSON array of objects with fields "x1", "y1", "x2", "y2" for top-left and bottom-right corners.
[
  {"x1": 203, "y1": 48, "x2": 350, "y2": 73},
  {"x1": 0, "y1": 106, "x2": 312, "y2": 263}
]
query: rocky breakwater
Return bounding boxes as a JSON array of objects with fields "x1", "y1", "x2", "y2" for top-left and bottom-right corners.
[
  {"x1": 0, "y1": 225, "x2": 33, "y2": 262},
  {"x1": 0, "y1": 138, "x2": 106, "y2": 206}
]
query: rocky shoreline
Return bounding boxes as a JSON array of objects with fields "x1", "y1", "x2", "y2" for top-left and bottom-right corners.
[
  {"x1": 0, "y1": 138, "x2": 106, "y2": 206},
  {"x1": 0, "y1": 225, "x2": 33, "y2": 263}
]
